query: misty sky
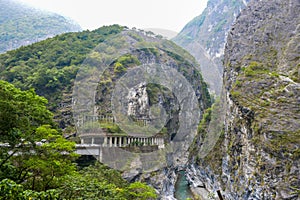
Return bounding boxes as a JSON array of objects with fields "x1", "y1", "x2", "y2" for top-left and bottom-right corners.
[{"x1": 18, "y1": 0, "x2": 208, "y2": 32}]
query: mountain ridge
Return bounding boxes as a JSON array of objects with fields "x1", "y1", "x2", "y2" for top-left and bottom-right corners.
[{"x1": 173, "y1": 0, "x2": 250, "y2": 95}]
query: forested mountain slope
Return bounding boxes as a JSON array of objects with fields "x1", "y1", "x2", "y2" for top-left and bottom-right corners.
[
  {"x1": 0, "y1": 25, "x2": 211, "y2": 131},
  {"x1": 0, "y1": 25, "x2": 124, "y2": 129},
  {"x1": 0, "y1": 0, "x2": 81, "y2": 53}
]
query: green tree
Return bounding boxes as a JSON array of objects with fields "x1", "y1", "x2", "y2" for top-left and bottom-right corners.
[
  {"x1": 0, "y1": 81, "x2": 77, "y2": 192},
  {"x1": 0, "y1": 80, "x2": 53, "y2": 175},
  {"x1": 59, "y1": 163, "x2": 157, "y2": 200},
  {"x1": 124, "y1": 182, "x2": 157, "y2": 200},
  {"x1": 0, "y1": 179, "x2": 60, "y2": 200},
  {"x1": 18, "y1": 125, "x2": 78, "y2": 191}
]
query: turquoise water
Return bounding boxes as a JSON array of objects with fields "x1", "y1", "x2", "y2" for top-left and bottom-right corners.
[{"x1": 174, "y1": 170, "x2": 194, "y2": 200}]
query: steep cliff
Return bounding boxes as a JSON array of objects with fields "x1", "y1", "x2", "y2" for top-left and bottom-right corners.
[
  {"x1": 0, "y1": 0, "x2": 81, "y2": 53},
  {"x1": 173, "y1": 0, "x2": 249, "y2": 95},
  {"x1": 188, "y1": 0, "x2": 300, "y2": 199}
]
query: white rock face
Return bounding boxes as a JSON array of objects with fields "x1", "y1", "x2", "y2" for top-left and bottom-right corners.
[{"x1": 127, "y1": 82, "x2": 150, "y2": 119}]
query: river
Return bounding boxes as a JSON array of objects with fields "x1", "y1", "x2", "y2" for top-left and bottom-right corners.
[{"x1": 174, "y1": 170, "x2": 194, "y2": 200}]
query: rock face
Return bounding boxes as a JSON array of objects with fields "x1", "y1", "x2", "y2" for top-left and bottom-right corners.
[
  {"x1": 0, "y1": 0, "x2": 81, "y2": 53},
  {"x1": 127, "y1": 82, "x2": 150, "y2": 118},
  {"x1": 188, "y1": 0, "x2": 300, "y2": 199},
  {"x1": 222, "y1": 0, "x2": 300, "y2": 198},
  {"x1": 173, "y1": 0, "x2": 250, "y2": 95}
]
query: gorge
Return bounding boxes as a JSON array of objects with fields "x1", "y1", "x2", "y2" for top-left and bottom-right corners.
[{"x1": 0, "y1": 0, "x2": 299, "y2": 199}]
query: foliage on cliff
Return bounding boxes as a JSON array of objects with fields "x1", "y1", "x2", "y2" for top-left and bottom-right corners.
[
  {"x1": 221, "y1": 0, "x2": 300, "y2": 198},
  {"x1": 224, "y1": 0, "x2": 300, "y2": 159},
  {"x1": 0, "y1": 0, "x2": 81, "y2": 53},
  {"x1": 186, "y1": 0, "x2": 299, "y2": 199},
  {"x1": 189, "y1": 98, "x2": 225, "y2": 177}
]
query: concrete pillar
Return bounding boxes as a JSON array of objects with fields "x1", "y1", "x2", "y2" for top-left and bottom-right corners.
[
  {"x1": 103, "y1": 137, "x2": 107, "y2": 147},
  {"x1": 81, "y1": 138, "x2": 84, "y2": 144},
  {"x1": 99, "y1": 146, "x2": 102, "y2": 162},
  {"x1": 109, "y1": 137, "x2": 112, "y2": 147},
  {"x1": 114, "y1": 137, "x2": 117, "y2": 147},
  {"x1": 119, "y1": 137, "x2": 121, "y2": 147},
  {"x1": 158, "y1": 138, "x2": 164, "y2": 149},
  {"x1": 91, "y1": 137, "x2": 94, "y2": 145}
]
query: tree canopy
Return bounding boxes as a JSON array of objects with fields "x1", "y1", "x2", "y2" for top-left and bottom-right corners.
[
  {"x1": 0, "y1": 80, "x2": 77, "y2": 190},
  {"x1": 0, "y1": 80, "x2": 157, "y2": 199}
]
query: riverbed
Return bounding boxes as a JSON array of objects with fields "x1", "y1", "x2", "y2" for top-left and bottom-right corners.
[{"x1": 174, "y1": 170, "x2": 194, "y2": 200}]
